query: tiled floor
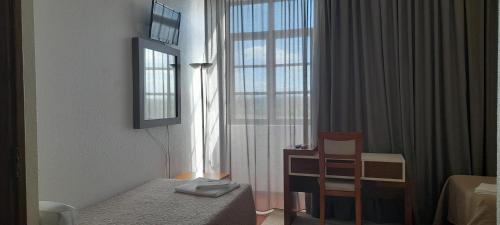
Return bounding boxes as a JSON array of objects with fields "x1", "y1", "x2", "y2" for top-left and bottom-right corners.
[
  {"x1": 256, "y1": 214, "x2": 268, "y2": 225},
  {"x1": 260, "y1": 210, "x2": 402, "y2": 225}
]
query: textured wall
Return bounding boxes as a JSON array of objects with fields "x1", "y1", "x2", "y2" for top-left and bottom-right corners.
[{"x1": 35, "y1": 0, "x2": 205, "y2": 208}]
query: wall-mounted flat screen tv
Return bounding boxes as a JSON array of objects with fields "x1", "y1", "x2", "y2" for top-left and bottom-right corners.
[{"x1": 149, "y1": 1, "x2": 181, "y2": 45}]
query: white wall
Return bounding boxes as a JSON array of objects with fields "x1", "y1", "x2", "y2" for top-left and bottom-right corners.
[
  {"x1": 35, "y1": 0, "x2": 205, "y2": 208},
  {"x1": 167, "y1": 0, "x2": 207, "y2": 176}
]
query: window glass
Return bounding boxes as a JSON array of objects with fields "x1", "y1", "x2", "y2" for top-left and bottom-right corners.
[
  {"x1": 275, "y1": 93, "x2": 309, "y2": 119},
  {"x1": 274, "y1": 0, "x2": 314, "y2": 31},
  {"x1": 276, "y1": 37, "x2": 311, "y2": 64},
  {"x1": 275, "y1": 65, "x2": 310, "y2": 92},
  {"x1": 234, "y1": 67, "x2": 267, "y2": 93},
  {"x1": 234, "y1": 94, "x2": 268, "y2": 119},
  {"x1": 234, "y1": 40, "x2": 267, "y2": 66},
  {"x1": 230, "y1": 3, "x2": 269, "y2": 33},
  {"x1": 229, "y1": 0, "x2": 313, "y2": 123}
]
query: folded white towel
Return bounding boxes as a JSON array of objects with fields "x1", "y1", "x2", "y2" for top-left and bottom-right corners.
[
  {"x1": 175, "y1": 178, "x2": 240, "y2": 197},
  {"x1": 474, "y1": 183, "x2": 497, "y2": 195},
  {"x1": 196, "y1": 180, "x2": 231, "y2": 190}
]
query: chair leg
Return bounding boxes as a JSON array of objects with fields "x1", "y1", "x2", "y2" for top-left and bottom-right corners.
[
  {"x1": 355, "y1": 194, "x2": 362, "y2": 225},
  {"x1": 320, "y1": 191, "x2": 325, "y2": 225}
]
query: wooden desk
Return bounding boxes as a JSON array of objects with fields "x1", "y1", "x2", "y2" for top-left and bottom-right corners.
[{"x1": 284, "y1": 148, "x2": 412, "y2": 225}]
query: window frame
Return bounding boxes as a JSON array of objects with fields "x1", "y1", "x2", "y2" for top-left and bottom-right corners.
[{"x1": 229, "y1": 0, "x2": 312, "y2": 125}]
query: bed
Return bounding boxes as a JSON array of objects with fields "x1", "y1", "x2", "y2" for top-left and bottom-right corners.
[
  {"x1": 433, "y1": 175, "x2": 496, "y2": 225},
  {"x1": 78, "y1": 179, "x2": 256, "y2": 225}
]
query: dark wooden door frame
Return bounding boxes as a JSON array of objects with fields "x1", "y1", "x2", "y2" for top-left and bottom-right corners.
[{"x1": 1, "y1": 0, "x2": 27, "y2": 224}]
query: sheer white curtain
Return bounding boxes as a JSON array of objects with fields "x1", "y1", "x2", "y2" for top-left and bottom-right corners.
[{"x1": 207, "y1": 0, "x2": 314, "y2": 212}]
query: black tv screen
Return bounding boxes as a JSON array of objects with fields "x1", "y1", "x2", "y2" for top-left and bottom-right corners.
[{"x1": 149, "y1": 1, "x2": 181, "y2": 45}]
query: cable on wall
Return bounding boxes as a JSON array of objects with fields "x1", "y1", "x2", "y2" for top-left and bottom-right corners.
[
  {"x1": 145, "y1": 128, "x2": 171, "y2": 178},
  {"x1": 166, "y1": 126, "x2": 171, "y2": 178}
]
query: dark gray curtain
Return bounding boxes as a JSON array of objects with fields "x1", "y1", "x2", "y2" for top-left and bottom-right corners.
[{"x1": 311, "y1": 0, "x2": 497, "y2": 224}]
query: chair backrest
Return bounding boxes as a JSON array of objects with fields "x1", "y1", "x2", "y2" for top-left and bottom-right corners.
[
  {"x1": 324, "y1": 139, "x2": 356, "y2": 155},
  {"x1": 318, "y1": 132, "x2": 363, "y2": 188},
  {"x1": 319, "y1": 132, "x2": 362, "y2": 160}
]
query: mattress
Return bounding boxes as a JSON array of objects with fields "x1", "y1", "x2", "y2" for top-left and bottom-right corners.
[
  {"x1": 433, "y1": 175, "x2": 496, "y2": 225},
  {"x1": 79, "y1": 179, "x2": 256, "y2": 225}
]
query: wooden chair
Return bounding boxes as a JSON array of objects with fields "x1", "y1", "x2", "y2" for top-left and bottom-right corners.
[{"x1": 318, "y1": 132, "x2": 363, "y2": 225}]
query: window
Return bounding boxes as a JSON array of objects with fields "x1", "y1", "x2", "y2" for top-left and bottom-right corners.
[{"x1": 229, "y1": 0, "x2": 313, "y2": 123}]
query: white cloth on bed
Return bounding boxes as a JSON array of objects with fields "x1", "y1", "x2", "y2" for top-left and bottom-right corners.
[
  {"x1": 174, "y1": 177, "x2": 240, "y2": 197},
  {"x1": 474, "y1": 183, "x2": 497, "y2": 195}
]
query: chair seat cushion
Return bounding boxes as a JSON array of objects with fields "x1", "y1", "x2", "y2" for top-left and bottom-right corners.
[{"x1": 318, "y1": 179, "x2": 355, "y2": 191}]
